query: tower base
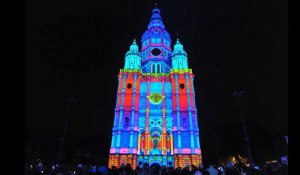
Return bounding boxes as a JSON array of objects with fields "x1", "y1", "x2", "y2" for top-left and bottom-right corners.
[
  {"x1": 137, "y1": 155, "x2": 174, "y2": 167},
  {"x1": 108, "y1": 154, "x2": 137, "y2": 169},
  {"x1": 108, "y1": 154, "x2": 202, "y2": 169},
  {"x1": 174, "y1": 154, "x2": 202, "y2": 168}
]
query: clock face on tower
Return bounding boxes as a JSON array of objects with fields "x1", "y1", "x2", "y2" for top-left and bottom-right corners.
[
  {"x1": 151, "y1": 48, "x2": 161, "y2": 56},
  {"x1": 149, "y1": 92, "x2": 162, "y2": 104}
]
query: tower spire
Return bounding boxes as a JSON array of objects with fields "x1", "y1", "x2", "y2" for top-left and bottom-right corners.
[{"x1": 176, "y1": 33, "x2": 181, "y2": 44}]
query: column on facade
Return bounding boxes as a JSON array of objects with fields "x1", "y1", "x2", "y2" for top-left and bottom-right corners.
[
  {"x1": 117, "y1": 74, "x2": 127, "y2": 147},
  {"x1": 191, "y1": 75, "x2": 201, "y2": 150},
  {"x1": 129, "y1": 74, "x2": 137, "y2": 150},
  {"x1": 191, "y1": 75, "x2": 199, "y2": 129},
  {"x1": 113, "y1": 77, "x2": 121, "y2": 128},
  {"x1": 112, "y1": 76, "x2": 121, "y2": 149},
  {"x1": 170, "y1": 133, "x2": 174, "y2": 154},
  {"x1": 137, "y1": 133, "x2": 141, "y2": 154},
  {"x1": 162, "y1": 77, "x2": 167, "y2": 155},
  {"x1": 145, "y1": 76, "x2": 151, "y2": 154},
  {"x1": 185, "y1": 73, "x2": 195, "y2": 152},
  {"x1": 174, "y1": 74, "x2": 182, "y2": 153}
]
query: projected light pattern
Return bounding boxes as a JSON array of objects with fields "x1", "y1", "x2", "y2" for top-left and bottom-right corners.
[{"x1": 108, "y1": 6, "x2": 202, "y2": 169}]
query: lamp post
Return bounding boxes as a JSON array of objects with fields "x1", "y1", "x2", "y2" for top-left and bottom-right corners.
[
  {"x1": 57, "y1": 97, "x2": 76, "y2": 165},
  {"x1": 233, "y1": 91, "x2": 254, "y2": 166}
]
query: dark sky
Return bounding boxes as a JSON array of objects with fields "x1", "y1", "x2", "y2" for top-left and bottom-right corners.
[{"x1": 25, "y1": 0, "x2": 288, "y2": 164}]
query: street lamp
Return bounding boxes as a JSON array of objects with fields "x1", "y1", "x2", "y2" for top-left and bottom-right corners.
[
  {"x1": 57, "y1": 97, "x2": 76, "y2": 165},
  {"x1": 232, "y1": 91, "x2": 254, "y2": 166}
]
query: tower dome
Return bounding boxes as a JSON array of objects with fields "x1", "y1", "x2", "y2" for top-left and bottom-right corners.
[
  {"x1": 124, "y1": 39, "x2": 141, "y2": 69},
  {"x1": 171, "y1": 38, "x2": 188, "y2": 69}
]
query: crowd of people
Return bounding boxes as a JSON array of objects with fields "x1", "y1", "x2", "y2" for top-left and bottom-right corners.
[{"x1": 25, "y1": 160, "x2": 288, "y2": 175}]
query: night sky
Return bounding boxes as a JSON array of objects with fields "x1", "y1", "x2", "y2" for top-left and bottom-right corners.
[{"x1": 25, "y1": 0, "x2": 288, "y2": 165}]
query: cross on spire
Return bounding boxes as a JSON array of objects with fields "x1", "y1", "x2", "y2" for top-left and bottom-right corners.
[
  {"x1": 176, "y1": 33, "x2": 180, "y2": 43},
  {"x1": 154, "y1": 0, "x2": 158, "y2": 8}
]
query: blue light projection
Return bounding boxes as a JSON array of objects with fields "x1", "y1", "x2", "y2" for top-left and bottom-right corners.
[{"x1": 108, "y1": 6, "x2": 202, "y2": 168}]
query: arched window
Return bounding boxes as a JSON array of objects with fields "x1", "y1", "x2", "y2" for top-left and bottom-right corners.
[
  {"x1": 124, "y1": 117, "x2": 129, "y2": 128},
  {"x1": 152, "y1": 64, "x2": 156, "y2": 73},
  {"x1": 182, "y1": 118, "x2": 187, "y2": 128}
]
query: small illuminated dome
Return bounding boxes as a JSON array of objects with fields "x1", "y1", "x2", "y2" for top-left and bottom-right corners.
[
  {"x1": 124, "y1": 39, "x2": 141, "y2": 69},
  {"x1": 172, "y1": 38, "x2": 188, "y2": 69}
]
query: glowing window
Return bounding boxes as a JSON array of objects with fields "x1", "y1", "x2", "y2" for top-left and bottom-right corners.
[
  {"x1": 152, "y1": 64, "x2": 156, "y2": 73},
  {"x1": 152, "y1": 38, "x2": 161, "y2": 44}
]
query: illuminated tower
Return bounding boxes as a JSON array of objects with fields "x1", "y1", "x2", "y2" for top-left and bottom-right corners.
[{"x1": 108, "y1": 6, "x2": 202, "y2": 169}]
